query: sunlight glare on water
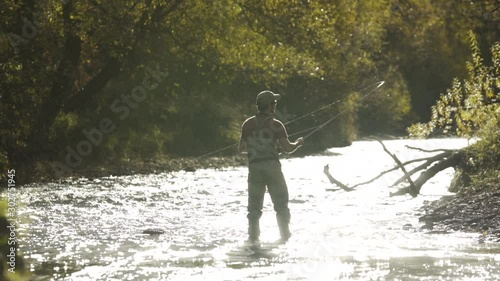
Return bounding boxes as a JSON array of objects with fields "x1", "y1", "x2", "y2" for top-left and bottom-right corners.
[{"x1": 18, "y1": 138, "x2": 500, "y2": 280}]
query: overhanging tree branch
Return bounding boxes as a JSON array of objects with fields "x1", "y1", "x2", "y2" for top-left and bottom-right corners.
[{"x1": 63, "y1": 0, "x2": 184, "y2": 113}]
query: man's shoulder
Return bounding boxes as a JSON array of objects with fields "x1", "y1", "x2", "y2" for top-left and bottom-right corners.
[
  {"x1": 242, "y1": 116, "x2": 256, "y2": 126},
  {"x1": 270, "y1": 118, "x2": 287, "y2": 137},
  {"x1": 271, "y1": 118, "x2": 285, "y2": 128},
  {"x1": 245, "y1": 116, "x2": 257, "y2": 122}
]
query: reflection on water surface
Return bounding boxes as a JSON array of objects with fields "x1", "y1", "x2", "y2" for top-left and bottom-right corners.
[{"x1": 18, "y1": 139, "x2": 500, "y2": 280}]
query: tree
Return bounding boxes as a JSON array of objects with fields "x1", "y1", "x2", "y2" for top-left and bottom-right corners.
[
  {"x1": 408, "y1": 33, "x2": 499, "y2": 139},
  {"x1": 3, "y1": 0, "x2": 493, "y2": 183},
  {"x1": 385, "y1": 0, "x2": 500, "y2": 121}
]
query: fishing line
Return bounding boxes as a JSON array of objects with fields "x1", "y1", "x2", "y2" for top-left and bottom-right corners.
[
  {"x1": 197, "y1": 80, "x2": 385, "y2": 158},
  {"x1": 298, "y1": 80, "x2": 385, "y2": 140},
  {"x1": 197, "y1": 143, "x2": 238, "y2": 159},
  {"x1": 283, "y1": 81, "x2": 384, "y2": 126}
]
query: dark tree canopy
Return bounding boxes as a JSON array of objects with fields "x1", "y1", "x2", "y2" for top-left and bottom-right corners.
[{"x1": 0, "y1": 0, "x2": 498, "y2": 182}]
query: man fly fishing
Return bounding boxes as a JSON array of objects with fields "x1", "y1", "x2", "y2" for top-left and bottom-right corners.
[{"x1": 239, "y1": 90, "x2": 304, "y2": 244}]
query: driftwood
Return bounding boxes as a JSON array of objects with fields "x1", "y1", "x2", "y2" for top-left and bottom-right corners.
[
  {"x1": 390, "y1": 151, "x2": 462, "y2": 196},
  {"x1": 373, "y1": 138, "x2": 418, "y2": 197},
  {"x1": 323, "y1": 139, "x2": 463, "y2": 197},
  {"x1": 390, "y1": 151, "x2": 452, "y2": 186},
  {"x1": 323, "y1": 164, "x2": 354, "y2": 192},
  {"x1": 405, "y1": 145, "x2": 455, "y2": 153}
]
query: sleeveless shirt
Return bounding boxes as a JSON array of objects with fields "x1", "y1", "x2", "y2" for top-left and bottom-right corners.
[{"x1": 241, "y1": 114, "x2": 287, "y2": 163}]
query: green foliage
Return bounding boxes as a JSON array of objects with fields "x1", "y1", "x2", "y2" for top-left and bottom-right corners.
[
  {"x1": 165, "y1": 94, "x2": 241, "y2": 156},
  {"x1": 0, "y1": 198, "x2": 29, "y2": 281},
  {"x1": 458, "y1": 129, "x2": 500, "y2": 193},
  {"x1": 49, "y1": 112, "x2": 80, "y2": 145},
  {"x1": 466, "y1": 126, "x2": 500, "y2": 172},
  {"x1": 408, "y1": 33, "x2": 499, "y2": 139},
  {"x1": 385, "y1": 0, "x2": 499, "y2": 120}
]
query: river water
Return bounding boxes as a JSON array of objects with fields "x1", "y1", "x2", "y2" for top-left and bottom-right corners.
[{"x1": 17, "y1": 139, "x2": 500, "y2": 280}]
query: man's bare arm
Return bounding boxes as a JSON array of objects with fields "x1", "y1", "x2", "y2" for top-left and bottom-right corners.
[
  {"x1": 278, "y1": 137, "x2": 304, "y2": 154},
  {"x1": 239, "y1": 139, "x2": 248, "y2": 154}
]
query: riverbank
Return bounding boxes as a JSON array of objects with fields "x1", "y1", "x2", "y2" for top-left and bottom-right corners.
[
  {"x1": 36, "y1": 151, "x2": 307, "y2": 183},
  {"x1": 419, "y1": 177, "x2": 500, "y2": 243},
  {"x1": 418, "y1": 133, "x2": 500, "y2": 243},
  {"x1": 58, "y1": 155, "x2": 249, "y2": 180}
]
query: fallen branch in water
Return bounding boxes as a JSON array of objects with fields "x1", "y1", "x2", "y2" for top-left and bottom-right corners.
[
  {"x1": 391, "y1": 151, "x2": 453, "y2": 186},
  {"x1": 323, "y1": 164, "x2": 354, "y2": 191},
  {"x1": 345, "y1": 152, "x2": 453, "y2": 189},
  {"x1": 373, "y1": 138, "x2": 418, "y2": 197},
  {"x1": 405, "y1": 145, "x2": 455, "y2": 153},
  {"x1": 322, "y1": 139, "x2": 463, "y2": 197},
  {"x1": 390, "y1": 151, "x2": 463, "y2": 197}
]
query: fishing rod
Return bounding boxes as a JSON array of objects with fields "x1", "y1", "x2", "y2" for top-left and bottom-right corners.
[{"x1": 198, "y1": 80, "x2": 385, "y2": 158}]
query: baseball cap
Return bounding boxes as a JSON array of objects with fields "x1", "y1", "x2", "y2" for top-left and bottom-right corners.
[{"x1": 256, "y1": 90, "x2": 281, "y2": 105}]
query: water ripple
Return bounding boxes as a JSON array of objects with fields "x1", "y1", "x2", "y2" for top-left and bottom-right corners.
[{"x1": 17, "y1": 139, "x2": 500, "y2": 280}]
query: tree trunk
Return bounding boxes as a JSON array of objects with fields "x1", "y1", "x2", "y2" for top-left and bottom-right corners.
[{"x1": 27, "y1": 0, "x2": 81, "y2": 157}]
